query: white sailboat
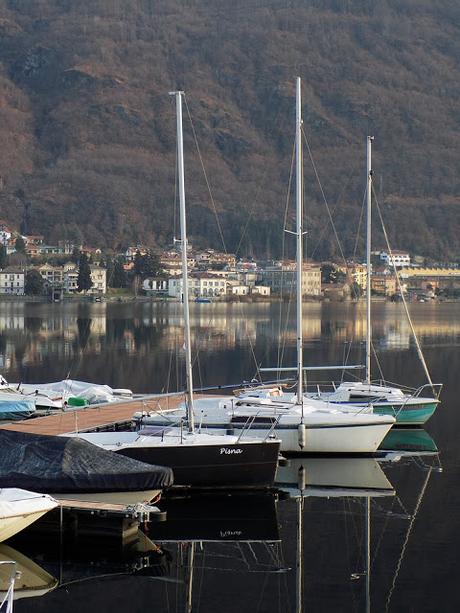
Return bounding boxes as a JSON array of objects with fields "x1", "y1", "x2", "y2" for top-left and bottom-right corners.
[
  {"x1": 303, "y1": 136, "x2": 442, "y2": 425},
  {"x1": 0, "y1": 489, "x2": 58, "y2": 543},
  {"x1": 70, "y1": 90, "x2": 281, "y2": 488},
  {"x1": 137, "y1": 78, "x2": 395, "y2": 454}
]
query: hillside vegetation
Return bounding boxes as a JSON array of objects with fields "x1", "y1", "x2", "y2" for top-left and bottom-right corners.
[{"x1": 0, "y1": 0, "x2": 459, "y2": 260}]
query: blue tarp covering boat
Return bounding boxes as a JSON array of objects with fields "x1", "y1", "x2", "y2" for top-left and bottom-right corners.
[{"x1": 0, "y1": 394, "x2": 36, "y2": 421}]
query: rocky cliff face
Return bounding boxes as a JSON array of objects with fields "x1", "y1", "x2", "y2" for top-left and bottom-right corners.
[{"x1": 0, "y1": 1, "x2": 459, "y2": 259}]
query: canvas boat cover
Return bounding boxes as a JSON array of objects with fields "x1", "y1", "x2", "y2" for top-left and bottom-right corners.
[
  {"x1": 0, "y1": 394, "x2": 36, "y2": 420},
  {"x1": 16, "y1": 380, "x2": 126, "y2": 405},
  {"x1": 0, "y1": 430, "x2": 173, "y2": 492}
]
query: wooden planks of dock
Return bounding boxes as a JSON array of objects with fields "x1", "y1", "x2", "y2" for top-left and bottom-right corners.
[{"x1": 0, "y1": 393, "x2": 197, "y2": 436}]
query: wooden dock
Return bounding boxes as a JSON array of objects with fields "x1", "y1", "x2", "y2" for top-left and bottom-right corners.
[{"x1": 0, "y1": 393, "x2": 195, "y2": 436}]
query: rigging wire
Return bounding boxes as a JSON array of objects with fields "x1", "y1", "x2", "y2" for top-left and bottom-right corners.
[
  {"x1": 277, "y1": 138, "x2": 297, "y2": 372},
  {"x1": 352, "y1": 187, "x2": 367, "y2": 261},
  {"x1": 372, "y1": 184, "x2": 436, "y2": 395},
  {"x1": 371, "y1": 339, "x2": 385, "y2": 382},
  {"x1": 183, "y1": 94, "x2": 228, "y2": 254},
  {"x1": 301, "y1": 127, "x2": 348, "y2": 268},
  {"x1": 384, "y1": 466, "x2": 433, "y2": 612}
]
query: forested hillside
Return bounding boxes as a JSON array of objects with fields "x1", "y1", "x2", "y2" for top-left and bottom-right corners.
[{"x1": 0, "y1": 0, "x2": 459, "y2": 259}]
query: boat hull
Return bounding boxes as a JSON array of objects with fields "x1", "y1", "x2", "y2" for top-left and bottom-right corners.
[
  {"x1": 192, "y1": 422, "x2": 393, "y2": 454},
  {"x1": 115, "y1": 440, "x2": 281, "y2": 489},
  {"x1": 139, "y1": 413, "x2": 393, "y2": 454},
  {"x1": 372, "y1": 400, "x2": 438, "y2": 425},
  {"x1": 0, "y1": 490, "x2": 58, "y2": 542},
  {"x1": 50, "y1": 489, "x2": 161, "y2": 505},
  {"x1": 0, "y1": 510, "x2": 52, "y2": 542}
]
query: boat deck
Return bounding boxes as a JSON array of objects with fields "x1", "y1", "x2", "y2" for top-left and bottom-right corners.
[{"x1": 0, "y1": 393, "x2": 195, "y2": 436}]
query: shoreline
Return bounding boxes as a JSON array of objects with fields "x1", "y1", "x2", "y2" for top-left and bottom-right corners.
[{"x1": 0, "y1": 294, "x2": 458, "y2": 304}]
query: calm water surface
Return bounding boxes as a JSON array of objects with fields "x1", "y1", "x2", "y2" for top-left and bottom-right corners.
[{"x1": 3, "y1": 301, "x2": 459, "y2": 612}]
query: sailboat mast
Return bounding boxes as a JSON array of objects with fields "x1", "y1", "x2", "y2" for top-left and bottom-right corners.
[
  {"x1": 172, "y1": 90, "x2": 195, "y2": 430},
  {"x1": 365, "y1": 136, "x2": 374, "y2": 385},
  {"x1": 296, "y1": 76, "x2": 304, "y2": 404}
]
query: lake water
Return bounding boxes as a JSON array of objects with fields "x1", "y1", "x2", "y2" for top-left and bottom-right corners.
[{"x1": 2, "y1": 300, "x2": 459, "y2": 612}]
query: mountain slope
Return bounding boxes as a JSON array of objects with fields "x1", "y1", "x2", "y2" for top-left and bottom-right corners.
[{"x1": 0, "y1": 0, "x2": 459, "y2": 259}]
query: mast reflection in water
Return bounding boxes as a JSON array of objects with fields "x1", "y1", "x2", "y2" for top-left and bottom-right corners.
[
  {"x1": 4, "y1": 429, "x2": 442, "y2": 613},
  {"x1": 0, "y1": 301, "x2": 457, "y2": 611}
]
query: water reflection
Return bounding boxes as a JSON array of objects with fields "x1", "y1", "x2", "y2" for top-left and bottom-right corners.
[
  {"x1": 2, "y1": 429, "x2": 441, "y2": 613},
  {"x1": 0, "y1": 302, "x2": 457, "y2": 394}
]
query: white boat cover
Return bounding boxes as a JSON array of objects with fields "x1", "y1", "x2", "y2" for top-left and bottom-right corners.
[
  {"x1": 0, "y1": 489, "x2": 57, "y2": 520},
  {"x1": 16, "y1": 380, "x2": 129, "y2": 405}
]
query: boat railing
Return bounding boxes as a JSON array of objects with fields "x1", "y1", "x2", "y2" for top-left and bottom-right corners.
[
  {"x1": 0, "y1": 561, "x2": 18, "y2": 613},
  {"x1": 236, "y1": 412, "x2": 281, "y2": 443},
  {"x1": 371, "y1": 378, "x2": 418, "y2": 394},
  {"x1": 392, "y1": 383, "x2": 443, "y2": 418},
  {"x1": 410, "y1": 382, "x2": 443, "y2": 401}
]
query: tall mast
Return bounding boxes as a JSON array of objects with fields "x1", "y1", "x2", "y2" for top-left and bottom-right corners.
[
  {"x1": 365, "y1": 136, "x2": 374, "y2": 385},
  {"x1": 295, "y1": 77, "x2": 304, "y2": 405},
  {"x1": 171, "y1": 90, "x2": 195, "y2": 431}
]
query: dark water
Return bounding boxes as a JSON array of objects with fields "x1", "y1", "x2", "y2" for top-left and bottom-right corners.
[{"x1": 2, "y1": 300, "x2": 459, "y2": 612}]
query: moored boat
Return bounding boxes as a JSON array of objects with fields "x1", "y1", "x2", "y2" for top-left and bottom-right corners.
[
  {"x1": 0, "y1": 430, "x2": 173, "y2": 505},
  {"x1": 67, "y1": 89, "x2": 281, "y2": 489},
  {"x1": 68, "y1": 429, "x2": 280, "y2": 489},
  {"x1": 134, "y1": 79, "x2": 395, "y2": 455},
  {"x1": 0, "y1": 489, "x2": 58, "y2": 542}
]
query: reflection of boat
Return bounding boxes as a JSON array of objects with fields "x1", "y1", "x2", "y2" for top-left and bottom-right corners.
[
  {"x1": 10, "y1": 492, "x2": 280, "y2": 612},
  {"x1": 0, "y1": 545, "x2": 58, "y2": 600},
  {"x1": 379, "y1": 428, "x2": 438, "y2": 453},
  {"x1": 281, "y1": 456, "x2": 395, "y2": 613},
  {"x1": 150, "y1": 492, "x2": 279, "y2": 542},
  {"x1": 0, "y1": 489, "x2": 58, "y2": 542},
  {"x1": 0, "y1": 560, "x2": 17, "y2": 611},
  {"x1": 11, "y1": 529, "x2": 170, "y2": 588},
  {"x1": 276, "y1": 457, "x2": 394, "y2": 499}
]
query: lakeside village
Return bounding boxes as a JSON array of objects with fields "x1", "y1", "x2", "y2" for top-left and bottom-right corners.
[{"x1": 0, "y1": 224, "x2": 459, "y2": 302}]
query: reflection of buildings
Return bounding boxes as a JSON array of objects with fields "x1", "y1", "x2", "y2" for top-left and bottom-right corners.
[{"x1": 0, "y1": 302, "x2": 458, "y2": 378}]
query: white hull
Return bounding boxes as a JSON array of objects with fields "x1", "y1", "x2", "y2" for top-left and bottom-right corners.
[
  {"x1": 190, "y1": 422, "x2": 391, "y2": 453},
  {"x1": 52, "y1": 489, "x2": 161, "y2": 505},
  {"x1": 0, "y1": 489, "x2": 58, "y2": 542},
  {"x1": 138, "y1": 395, "x2": 394, "y2": 454},
  {"x1": 0, "y1": 514, "x2": 51, "y2": 543}
]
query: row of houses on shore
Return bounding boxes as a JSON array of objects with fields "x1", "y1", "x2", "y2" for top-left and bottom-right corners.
[
  {"x1": 0, "y1": 264, "x2": 106, "y2": 296},
  {"x1": 3, "y1": 258, "x2": 460, "y2": 299}
]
